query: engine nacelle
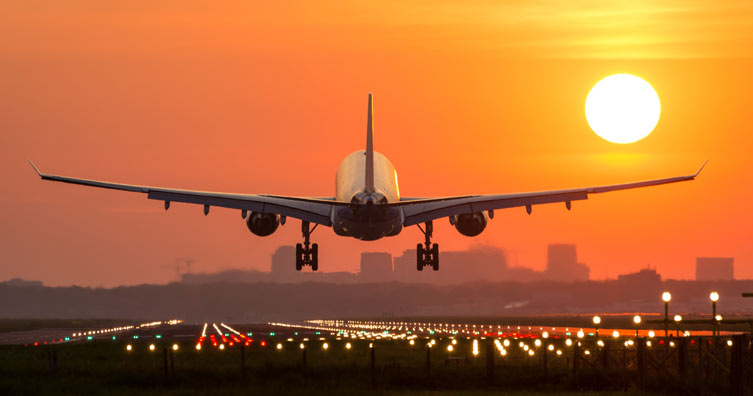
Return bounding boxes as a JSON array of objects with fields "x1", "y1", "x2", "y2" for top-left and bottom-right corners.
[
  {"x1": 452, "y1": 212, "x2": 487, "y2": 237},
  {"x1": 245, "y1": 212, "x2": 280, "y2": 237}
]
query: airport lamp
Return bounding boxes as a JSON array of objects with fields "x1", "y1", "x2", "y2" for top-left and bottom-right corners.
[
  {"x1": 674, "y1": 314, "x2": 683, "y2": 337},
  {"x1": 710, "y1": 291, "x2": 719, "y2": 336},
  {"x1": 661, "y1": 292, "x2": 672, "y2": 337},
  {"x1": 633, "y1": 315, "x2": 641, "y2": 338},
  {"x1": 592, "y1": 315, "x2": 601, "y2": 338}
]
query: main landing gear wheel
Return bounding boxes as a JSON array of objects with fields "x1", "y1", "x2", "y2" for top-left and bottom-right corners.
[
  {"x1": 295, "y1": 221, "x2": 319, "y2": 271},
  {"x1": 416, "y1": 221, "x2": 439, "y2": 271}
]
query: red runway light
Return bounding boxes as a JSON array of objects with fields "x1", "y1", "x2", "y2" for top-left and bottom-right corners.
[
  {"x1": 33, "y1": 342, "x2": 38, "y2": 346},
  {"x1": 260, "y1": 341, "x2": 266, "y2": 347}
]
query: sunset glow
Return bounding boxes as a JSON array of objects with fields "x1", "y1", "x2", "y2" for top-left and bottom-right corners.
[{"x1": 1, "y1": 1, "x2": 752, "y2": 286}]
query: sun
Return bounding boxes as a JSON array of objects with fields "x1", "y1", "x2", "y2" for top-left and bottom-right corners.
[{"x1": 585, "y1": 74, "x2": 661, "y2": 144}]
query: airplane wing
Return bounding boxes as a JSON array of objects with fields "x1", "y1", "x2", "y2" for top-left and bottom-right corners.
[
  {"x1": 395, "y1": 162, "x2": 707, "y2": 226},
  {"x1": 28, "y1": 161, "x2": 343, "y2": 226}
]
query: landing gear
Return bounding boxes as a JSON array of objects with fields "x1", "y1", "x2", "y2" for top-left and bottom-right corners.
[
  {"x1": 295, "y1": 221, "x2": 319, "y2": 271},
  {"x1": 416, "y1": 221, "x2": 439, "y2": 271}
]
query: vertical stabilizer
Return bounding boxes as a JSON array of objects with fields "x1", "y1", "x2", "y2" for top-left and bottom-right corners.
[{"x1": 364, "y1": 93, "x2": 375, "y2": 193}]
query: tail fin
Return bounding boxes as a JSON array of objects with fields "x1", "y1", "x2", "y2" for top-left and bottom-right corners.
[{"x1": 364, "y1": 93, "x2": 375, "y2": 193}]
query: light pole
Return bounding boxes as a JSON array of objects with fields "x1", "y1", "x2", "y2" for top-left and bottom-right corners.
[
  {"x1": 633, "y1": 315, "x2": 641, "y2": 338},
  {"x1": 662, "y1": 292, "x2": 672, "y2": 338},
  {"x1": 709, "y1": 291, "x2": 719, "y2": 336},
  {"x1": 592, "y1": 315, "x2": 601, "y2": 338},
  {"x1": 673, "y1": 314, "x2": 682, "y2": 338}
]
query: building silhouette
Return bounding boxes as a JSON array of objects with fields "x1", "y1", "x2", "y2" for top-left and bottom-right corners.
[
  {"x1": 544, "y1": 244, "x2": 589, "y2": 281},
  {"x1": 696, "y1": 257, "x2": 734, "y2": 281},
  {"x1": 270, "y1": 246, "x2": 297, "y2": 281},
  {"x1": 360, "y1": 252, "x2": 394, "y2": 283}
]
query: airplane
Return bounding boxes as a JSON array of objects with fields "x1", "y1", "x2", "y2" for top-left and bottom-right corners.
[{"x1": 30, "y1": 93, "x2": 705, "y2": 272}]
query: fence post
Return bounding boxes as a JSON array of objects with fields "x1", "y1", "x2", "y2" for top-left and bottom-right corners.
[
  {"x1": 678, "y1": 337, "x2": 687, "y2": 381},
  {"x1": 163, "y1": 347, "x2": 169, "y2": 385},
  {"x1": 370, "y1": 345, "x2": 376, "y2": 389},
  {"x1": 241, "y1": 342, "x2": 246, "y2": 380},
  {"x1": 730, "y1": 335, "x2": 744, "y2": 396},
  {"x1": 426, "y1": 344, "x2": 431, "y2": 379},
  {"x1": 169, "y1": 348, "x2": 175, "y2": 379},
  {"x1": 637, "y1": 338, "x2": 645, "y2": 390},
  {"x1": 486, "y1": 342, "x2": 494, "y2": 386},
  {"x1": 573, "y1": 341, "x2": 580, "y2": 389}
]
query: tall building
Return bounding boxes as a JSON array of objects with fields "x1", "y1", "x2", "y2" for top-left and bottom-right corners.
[
  {"x1": 392, "y1": 246, "x2": 507, "y2": 284},
  {"x1": 696, "y1": 257, "x2": 734, "y2": 281},
  {"x1": 270, "y1": 246, "x2": 297, "y2": 281},
  {"x1": 545, "y1": 244, "x2": 589, "y2": 281},
  {"x1": 360, "y1": 252, "x2": 393, "y2": 282}
]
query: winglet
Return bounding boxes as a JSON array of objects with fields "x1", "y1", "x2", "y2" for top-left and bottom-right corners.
[
  {"x1": 28, "y1": 159, "x2": 42, "y2": 177},
  {"x1": 694, "y1": 160, "x2": 708, "y2": 177},
  {"x1": 364, "y1": 92, "x2": 375, "y2": 193}
]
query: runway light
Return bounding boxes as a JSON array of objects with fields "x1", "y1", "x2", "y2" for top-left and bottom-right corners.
[
  {"x1": 528, "y1": 350, "x2": 534, "y2": 356},
  {"x1": 542, "y1": 331, "x2": 549, "y2": 338},
  {"x1": 727, "y1": 340, "x2": 733, "y2": 347},
  {"x1": 149, "y1": 344, "x2": 155, "y2": 351},
  {"x1": 633, "y1": 315, "x2": 642, "y2": 325},
  {"x1": 409, "y1": 340, "x2": 415, "y2": 346},
  {"x1": 300, "y1": 343, "x2": 305, "y2": 350},
  {"x1": 597, "y1": 340, "x2": 605, "y2": 347},
  {"x1": 648, "y1": 330, "x2": 655, "y2": 338},
  {"x1": 346, "y1": 342, "x2": 352, "y2": 350},
  {"x1": 451, "y1": 339, "x2": 457, "y2": 345},
  {"x1": 126, "y1": 344, "x2": 133, "y2": 351},
  {"x1": 503, "y1": 339, "x2": 510, "y2": 347},
  {"x1": 322, "y1": 342, "x2": 329, "y2": 350},
  {"x1": 556, "y1": 349, "x2": 562, "y2": 356},
  {"x1": 674, "y1": 314, "x2": 682, "y2": 323},
  {"x1": 195, "y1": 344, "x2": 201, "y2": 350},
  {"x1": 577, "y1": 330, "x2": 585, "y2": 339},
  {"x1": 612, "y1": 331, "x2": 619, "y2": 338},
  {"x1": 447, "y1": 345, "x2": 454, "y2": 352},
  {"x1": 534, "y1": 339, "x2": 542, "y2": 347},
  {"x1": 547, "y1": 344, "x2": 554, "y2": 351},
  {"x1": 172, "y1": 344, "x2": 179, "y2": 351},
  {"x1": 219, "y1": 344, "x2": 225, "y2": 350},
  {"x1": 715, "y1": 314, "x2": 723, "y2": 322},
  {"x1": 592, "y1": 316, "x2": 601, "y2": 325},
  {"x1": 565, "y1": 339, "x2": 573, "y2": 347}
]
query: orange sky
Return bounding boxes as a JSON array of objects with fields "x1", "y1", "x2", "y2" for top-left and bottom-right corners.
[{"x1": 2, "y1": 1, "x2": 753, "y2": 286}]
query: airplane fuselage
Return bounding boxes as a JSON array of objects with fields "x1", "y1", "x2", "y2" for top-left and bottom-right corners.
[{"x1": 332, "y1": 150, "x2": 403, "y2": 240}]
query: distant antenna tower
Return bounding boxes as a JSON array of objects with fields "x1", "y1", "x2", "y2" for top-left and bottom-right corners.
[
  {"x1": 160, "y1": 264, "x2": 182, "y2": 282},
  {"x1": 177, "y1": 257, "x2": 196, "y2": 274}
]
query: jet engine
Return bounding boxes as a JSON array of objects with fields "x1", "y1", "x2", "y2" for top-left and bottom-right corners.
[
  {"x1": 452, "y1": 212, "x2": 487, "y2": 237},
  {"x1": 245, "y1": 212, "x2": 280, "y2": 237}
]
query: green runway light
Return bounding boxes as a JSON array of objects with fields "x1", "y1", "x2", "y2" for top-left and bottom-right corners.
[
  {"x1": 315, "y1": 332, "x2": 320, "y2": 335},
  {"x1": 133, "y1": 335, "x2": 139, "y2": 339},
  {"x1": 429, "y1": 331, "x2": 434, "y2": 335},
  {"x1": 225, "y1": 333, "x2": 229, "y2": 337},
  {"x1": 64, "y1": 337, "x2": 70, "y2": 341},
  {"x1": 294, "y1": 332, "x2": 298, "y2": 335},
  {"x1": 156, "y1": 335, "x2": 162, "y2": 339},
  {"x1": 246, "y1": 332, "x2": 252, "y2": 336},
  {"x1": 407, "y1": 331, "x2": 411, "y2": 334},
  {"x1": 112, "y1": 336, "x2": 116, "y2": 340},
  {"x1": 87, "y1": 336, "x2": 92, "y2": 340},
  {"x1": 269, "y1": 332, "x2": 275, "y2": 336}
]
